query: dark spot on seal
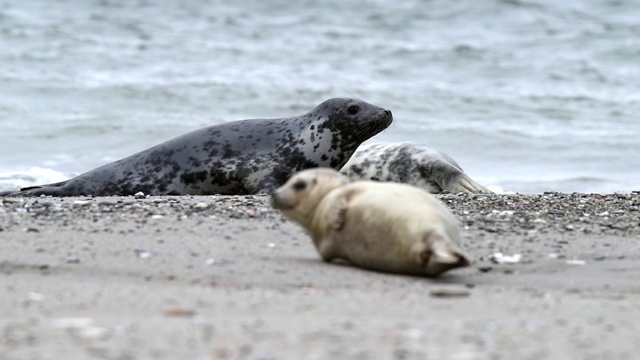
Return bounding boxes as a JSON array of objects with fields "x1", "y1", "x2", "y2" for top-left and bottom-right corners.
[{"x1": 181, "y1": 171, "x2": 208, "y2": 185}]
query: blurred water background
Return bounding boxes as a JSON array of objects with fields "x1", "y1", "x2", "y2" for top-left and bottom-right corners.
[{"x1": 1, "y1": 0, "x2": 639, "y2": 194}]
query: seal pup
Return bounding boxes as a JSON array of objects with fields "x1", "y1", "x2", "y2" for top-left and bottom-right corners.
[
  {"x1": 270, "y1": 168, "x2": 470, "y2": 277},
  {"x1": 1, "y1": 98, "x2": 392, "y2": 197},
  {"x1": 340, "y1": 141, "x2": 492, "y2": 194}
]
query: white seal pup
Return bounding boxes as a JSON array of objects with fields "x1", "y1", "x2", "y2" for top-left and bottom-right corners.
[
  {"x1": 1, "y1": 98, "x2": 392, "y2": 197},
  {"x1": 270, "y1": 168, "x2": 470, "y2": 277},
  {"x1": 340, "y1": 141, "x2": 492, "y2": 194}
]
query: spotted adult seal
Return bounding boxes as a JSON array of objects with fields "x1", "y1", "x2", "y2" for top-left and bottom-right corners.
[
  {"x1": 1, "y1": 98, "x2": 392, "y2": 197},
  {"x1": 270, "y1": 168, "x2": 470, "y2": 277},
  {"x1": 340, "y1": 141, "x2": 492, "y2": 194}
]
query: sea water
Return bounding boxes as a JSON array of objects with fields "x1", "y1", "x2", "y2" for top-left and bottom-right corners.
[{"x1": 1, "y1": 0, "x2": 639, "y2": 194}]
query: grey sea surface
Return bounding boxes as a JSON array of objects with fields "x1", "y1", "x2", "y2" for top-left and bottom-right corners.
[{"x1": 1, "y1": 0, "x2": 639, "y2": 194}]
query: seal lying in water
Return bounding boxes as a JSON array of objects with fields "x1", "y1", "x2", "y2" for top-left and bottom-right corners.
[
  {"x1": 340, "y1": 141, "x2": 492, "y2": 194},
  {"x1": 270, "y1": 168, "x2": 471, "y2": 277},
  {"x1": 1, "y1": 98, "x2": 392, "y2": 197}
]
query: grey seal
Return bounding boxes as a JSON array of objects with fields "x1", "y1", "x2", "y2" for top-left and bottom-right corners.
[
  {"x1": 1, "y1": 98, "x2": 392, "y2": 197},
  {"x1": 270, "y1": 168, "x2": 470, "y2": 277},
  {"x1": 340, "y1": 142, "x2": 492, "y2": 194}
]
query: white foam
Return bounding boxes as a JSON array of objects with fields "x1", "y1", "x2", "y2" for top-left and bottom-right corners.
[
  {"x1": 0, "y1": 167, "x2": 69, "y2": 191},
  {"x1": 486, "y1": 185, "x2": 512, "y2": 195}
]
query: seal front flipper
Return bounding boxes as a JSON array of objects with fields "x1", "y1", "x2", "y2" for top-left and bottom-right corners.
[
  {"x1": 325, "y1": 200, "x2": 348, "y2": 231},
  {"x1": 325, "y1": 187, "x2": 365, "y2": 231},
  {"x1": 448, "y1": 175, "x2": 494, "y2": 194},
  {"x1": 249, "y1": 177, "x2": 282, "y2": 195}
]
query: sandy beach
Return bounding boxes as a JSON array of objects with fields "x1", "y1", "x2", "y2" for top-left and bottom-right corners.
[{"x1": 1, "y1": 192, "x2": 639, "y2": 359}]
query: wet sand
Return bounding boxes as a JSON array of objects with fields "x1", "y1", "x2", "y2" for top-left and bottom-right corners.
[{"x1": 1, "y1": 193, "x2": 639, "y2": 359}]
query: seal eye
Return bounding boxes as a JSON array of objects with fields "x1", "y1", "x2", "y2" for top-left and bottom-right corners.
[
  {"x1": 292, "y1": 180, "x2": 307, "y2": 192},
  {"x1": 347, "y1": 105, "x2": 359, "y2": 115}
]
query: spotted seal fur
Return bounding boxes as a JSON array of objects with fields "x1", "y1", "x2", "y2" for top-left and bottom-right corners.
[
  {"x1": 1, "y1": 98, "x2": 392, "y2": 197},
  {"x1": 270, "y1": 168, "x2": 471, "y2": 277},
  {"x1": 340, "y1": 142, "x2": 492, "y2": 194}
]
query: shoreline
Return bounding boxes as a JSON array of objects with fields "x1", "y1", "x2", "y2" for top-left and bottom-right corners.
[{"x1": 1, "y1": 193, "x2": 639, "y2": 359}]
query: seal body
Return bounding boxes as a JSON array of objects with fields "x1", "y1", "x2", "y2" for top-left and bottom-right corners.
[
  {"x1": 270, "y1": 168, "x2": 470, "y2": 277},
  {"x1": 340, "y1": 142, "x2": 492, "y2": 194},
  {"x1": 2, "y1": 98, "x2": 392, "y2": 197}
]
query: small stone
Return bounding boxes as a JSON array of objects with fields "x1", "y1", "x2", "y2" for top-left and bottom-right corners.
[
  {"x1": 267, "y1": 242, "x2": 276, "y2": 248},
  {"x1": 28, "y1": 292, "x2": 45, "y2": 301},
  {"x1": 483, "y1": 226, "x2": 499, "y2": 233},
  {"x1": 135, "y1": 249, "x2": 152, "y2": 259},
  {"x1": 430, "y1": 288, "x2": 471, "y2": 298},
  {"x1": 2, "y1": 198, "x2": 23, "y2": 204},
  {"x1": 150, "y1": 214, "x2": 164, "y2": 220},
  {"x1": 51, "y1": 318, "x2": 93, "y2": 328},
  {"x1": 134, "y1": 192, "x2": 145, "y2": 199},
  {"x1": 164, "y1": 308, "x2": 196, "y2": 317},
  {"x1": 66, "y1": 256, "x2": 81, "y2": 264},
  {"x1": 566, "y1": 259, "x2": 586, "y2": 266},
  {"x1": 489, "y1": 252, "x2": 522, "y2": 264},
  {"x1": 72, "y1": 200, "x2": 91, "y2": 208},
  {"x1": 194, "y1": 202, "x2": 208, "y2": 209},
  {"x1": 245, "y1": 209, "x2": 256, "y2": 217}
]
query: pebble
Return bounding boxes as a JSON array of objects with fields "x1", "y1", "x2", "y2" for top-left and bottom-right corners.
[
  {"x1": 430, "y1": 288, "x2": 471, "y2": 298},
  {"x1": 135, "y1": 249, "x2": 152, "y2": 259},
  {"x1": 489, "y1": 252, "x2": 522, "y2": 264},
  {"x1": 566, "y1": 259, "x2": 586, "y2": 266},
  {"x1": 164, "y1": 308, "x2": 197, "y2": 317},
  {"x1": 72, "y1": 200, "x2": 91, "y2": 208},
  {"x1": 28, "y1": 292, "x2": 45, "y2": 301},
  {"x1": 65, "y1": 256, "x2": 81, "y2": 264}
]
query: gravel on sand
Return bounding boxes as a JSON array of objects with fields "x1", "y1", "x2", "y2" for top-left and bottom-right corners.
[{"x1": 1, "y1": 192, "x2": 639, "y2": 359}]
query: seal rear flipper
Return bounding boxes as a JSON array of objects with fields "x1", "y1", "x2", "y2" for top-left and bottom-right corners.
[
  {"x1": 2, "y1": 180, "x2": 74, "y2": 197},
  {"x1": 0, "y1": 190, "x2": 20, "y2": 197},
  {"x1": 416, "y1": 233, "x2": 471, "y2": 277},
  {"x1": 20, "y1": 179, "x2": 68, "y2": 191}
]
